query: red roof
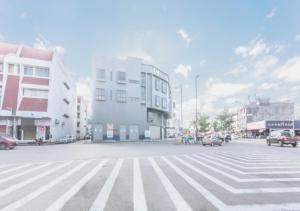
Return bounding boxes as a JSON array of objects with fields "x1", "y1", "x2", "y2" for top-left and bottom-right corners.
[
  {"x1": 0, "y1": 42, "x2": 19, "y2": 55},
  {"x1": 20, "y1": 46, "x2": 53, "y2": 61},
  {"x1": 22, "y1": 77, "x2": 49, "y2": 86},
  {"x1": 19, "y1": 98, "x2": 48, "y2": 112}
]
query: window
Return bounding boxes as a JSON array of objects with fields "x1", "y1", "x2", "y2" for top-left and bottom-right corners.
[
  {"x1": 8, "y1": 64, "x2": 14, "y2": 73},
  {"x1": 117, "y1": 71, "x2": 126, "y2": 83},
  {"x1": 161, "y1": 82, "x2": 167, "y2": 94},
  {"x1": 141, "y1": 73, "x2": 146, "y2": 87},
  {"x1": 0, "y1": 86, "x2": 2, "y2": 104},
  {"x1": 95, "y1": 88, "x2": 105, "y2": 101},
  {"x1": 35, "y1": 67, "x2": 50, "y2": 77},
  {"x1": 23, "y1": 88, "x2": 48, "y2": 98},
  {"x1": 24, "y1": 65, "x2": 34, "y2": 76},
  {"x1": 162, "y1": 98, "x2": 167, "y2": 109},
  {"x1": 155, "y1": 78, "x2": 160, "y2": 91},
  {"x1": 116, "y1": 90, "x2": 126, "y2": 103},
  {"x1": 155, "y1": 96, "x2": 160, "y2": 107},
  {"x1": 96, "y1": 69, "x2": 105, "y2": 81},
  {"x1": 141, "y1": 87, "x2": 146, "y2": 101}
]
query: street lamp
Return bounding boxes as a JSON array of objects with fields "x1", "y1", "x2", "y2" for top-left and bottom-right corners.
[
  {"x1": 195, "y1": 74, "x2": 200, "y2": 140},
  {"x1": 174, "y1": 84, "x2": 183, "y2": 130}
]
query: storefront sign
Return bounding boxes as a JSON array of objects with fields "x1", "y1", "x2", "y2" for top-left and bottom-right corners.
[
  {"x1": 266, "y1": 120, "x2": 293, "y2": 129},
  {"x1": 35, "y1": 119, "x2": 50, "y2": 126}
]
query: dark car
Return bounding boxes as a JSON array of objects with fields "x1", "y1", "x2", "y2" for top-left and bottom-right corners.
[
  {"x1": 266, "y1": 130, "x2": 297, "y2": 147},
  {"x1": 0, "y1": 135, "x2": 17, "y2": 150}
]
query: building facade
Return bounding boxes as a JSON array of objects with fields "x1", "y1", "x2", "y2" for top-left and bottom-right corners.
[
  {"x1": 234, "y1": 98, "x2": 294, "y2": 136},
  {"x1": 0, "y1": 42, "x2": 76, "y2": 141},
  {"x1": 76, "y1": 96, "x2": 89, "y2": 139},
  {"x1": 91, "y1": 56, "x2": 171, "y2": 141}
]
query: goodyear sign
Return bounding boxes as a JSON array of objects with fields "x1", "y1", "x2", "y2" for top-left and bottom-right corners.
[{"x1": 266, "y1": 121, "x2": 293, "y2": 129}]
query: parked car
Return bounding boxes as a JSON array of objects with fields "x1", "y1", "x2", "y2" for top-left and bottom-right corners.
[
  {"x1": 224, "y1": 134, "x2": 231, "y2": 142},
  {"x1": 0, "y1": 135, "x2": 17, "y2": 150},
  {"x1": 202, "y1": 135, "x2": 223, "y2": 146},
  {"x1": 266, "y1": 130, "x2": 297, "y2": 147}
]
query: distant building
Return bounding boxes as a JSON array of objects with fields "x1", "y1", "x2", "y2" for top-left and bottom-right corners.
[
  {"x1": 91, "y1": 56, "x2": 172, "y2": 141},
  {"x1": 0, "y1": 42, "x2": 76, "y2": 141},
  {"x1": 234, "y1": 98, "x2": 294, "y2": 136},
  {"x1": 76, "y1": 96, "x2": 89, "y2": 139}
]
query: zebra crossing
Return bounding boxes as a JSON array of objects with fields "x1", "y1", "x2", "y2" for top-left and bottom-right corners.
[{"x1": 1, "y1": 151, "x2": 300, "y2": 211}]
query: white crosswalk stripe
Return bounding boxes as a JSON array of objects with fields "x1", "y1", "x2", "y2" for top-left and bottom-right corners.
[
  {"x1": 0, "y1": 151, "x2": 300, "y2": 211},
  {"x1": 45, "y1": 159, "x2": 108, "y2": 211},
  {"x1": 148, "y1": 157, "x2": 193, "y2": 211},
  {"x1": 0, "y1": 160, "x2": 92, "y2": 211},
  {"x1": 89, "y1": 159, "x2": 124, "y2": 211},
  {"x1": 133, "y1": 158, "x2": 147, "y2": 211}
]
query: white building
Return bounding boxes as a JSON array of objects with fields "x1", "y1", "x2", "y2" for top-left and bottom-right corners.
[
  {"x1": 91, "y1": 56, "x2": 172, "y2": 141},
  {"x1": 0, "y1": 42, "x2": 76, "y2": 141},
  {"x1": 76, "y1": 96, "x2": 89, "y2": 139}
]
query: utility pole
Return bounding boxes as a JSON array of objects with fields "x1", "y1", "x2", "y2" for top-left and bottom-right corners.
[
  {"x1": 195, "y1": 75, "x2": 200, "y2": 140},
  {"x1": 180, "y1": 84, "x2": 183, "y2": 130}
]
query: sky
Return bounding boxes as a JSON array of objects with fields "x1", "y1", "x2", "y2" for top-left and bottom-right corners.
[{"x1": 1, "y1": 0, "x2": 300, "y2": 127}]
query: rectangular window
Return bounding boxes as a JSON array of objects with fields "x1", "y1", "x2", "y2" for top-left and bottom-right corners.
[
  {"x1": 8, "y1": 64, "x2": 14, "y2": 73},
  {"x1": 0, "y1": 86, "x2": 2, "y2": 104},
  {"x1": 162, "y1": 98, "x2": 167, "y2": 109},
  {"x1": 155, "y1": 78, "x2": 160, "y2": 91},
  {"x1": 95, "y1": 88, "x2": 105, "y2": 101},
  {"x1": 96, "y1": 69, "x2": 105, "y2": 81},
  {"x1": 141, "y1": 87, "x2": 146, "y2": 101},
  {"x1": 23, "y1": 88, "x2": 48, "y2": 98},
  {"x1": 161, "y1": 82, "x2": 167, "y2": 94},
  {"x1": 117, "y1": 72, "x2": 126, "y2": 83},
  {"x1": 24, "y1": 65, "x2": 34, "y2": 76},
  {"x1": 35, "y1": 67, "x2": 50, "y2": 77},
  {"x1": 155, "y1": 96, "x2": 160, "y2": 107},
  {"x1": 116, "y1": 90, "x2": 126, "y2": 103},
  {"x1": 141, "y1": 73, "x2": 146, "y2": 87}
]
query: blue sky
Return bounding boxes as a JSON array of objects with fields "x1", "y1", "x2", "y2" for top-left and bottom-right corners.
[{"x1": 1, "y1": 0, "x2": 300, "y2": 126}]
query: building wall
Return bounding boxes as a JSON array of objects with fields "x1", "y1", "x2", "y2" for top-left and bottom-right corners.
[
  {"x1": 91, "y1": 56, "x2": 171, "y2": 141},
  {"x1": 0, "y1": 42, "x2": 76, "y2": 140},
  {"x1": 76, "y1": 96, "x2": 89, "y2": 139}
]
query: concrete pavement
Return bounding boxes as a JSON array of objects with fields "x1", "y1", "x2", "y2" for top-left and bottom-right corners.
[{"x1": 0, "y1": 140, "x2": 300, "y2": 210}]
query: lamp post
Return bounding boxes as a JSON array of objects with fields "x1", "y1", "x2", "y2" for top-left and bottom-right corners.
[{"x1": 195, "y1": 74, "x2": 200, "y2": 140}]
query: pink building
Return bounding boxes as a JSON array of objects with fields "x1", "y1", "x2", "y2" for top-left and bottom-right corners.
[{"x1": 0, "y1": 42, "x2": 76, "y2": 142}]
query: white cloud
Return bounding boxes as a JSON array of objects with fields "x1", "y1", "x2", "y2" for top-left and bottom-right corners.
[
  {"x1": 199, "y1": 59, "x2": 206, "y2": 65},
  {"x1": 254, "y1": 55, "x2": 278, "y2": 76},
  {"x1": 20, "y1": 12, "x2": 28, "y2": 19},
  {"x1": 275, "y1": 56, "x2": 300, "y2": 82},
  {"x1": 205, "y1": 78, "x2": 253, "y2": 98},
  {"x1": 295, "y1": 33, "x2": 300, "y2": 42},
  {"x1": 174, "y1": 64, "x2": 192, "y2": 78},
  {"x1": 33, "y1": 35, "x2": 65, "y2": 55},
  {"x1": 177, "y1": 29, "x2": 191, "y2": 46},
  {"x1": 0, "y1": 33, "x2": 4, "y2": 41},
  {"x1": 258, "y1": 82, "x2": 279, "y2": 90},
  {"x1": 117, "y1": 49, "x2": 152, "y2": 62},
  {"x1": 227, "y1": 64, "x2": 248, "y2": 75},
  {"x1": 235, "y1": 39, "x2": 270, "y2": 58},
  {"x1": 266, "y1": 8, "x2": 277, "y2": 19},
  {"x1": 76, "y1": 77, "x2": 91, "y2": 97}
]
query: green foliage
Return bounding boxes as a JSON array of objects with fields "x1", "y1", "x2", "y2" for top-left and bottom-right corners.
[
  {"x1": 213, "y1": 110, "x2": 234, "y2": 132},
  {"x1": 191, "y1": 114, "x2": 210, "y2": 133}
]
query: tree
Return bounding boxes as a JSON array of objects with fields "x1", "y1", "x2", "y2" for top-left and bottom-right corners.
[
  {"x1": 191, "y1": 114, "x2": 211, "y2": 133},
  {"x1": 214, "y1": 110, "x2": 234, "y2": 132}
]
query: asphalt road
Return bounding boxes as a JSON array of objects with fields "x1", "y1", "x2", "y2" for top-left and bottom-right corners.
[{"x1": 0, "y1": 139, "x2": 300, "y2": 211}]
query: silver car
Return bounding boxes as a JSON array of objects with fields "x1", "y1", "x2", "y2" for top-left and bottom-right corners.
[{"x1": 202, "y1": 135, "x2": 223, "y2": 146}]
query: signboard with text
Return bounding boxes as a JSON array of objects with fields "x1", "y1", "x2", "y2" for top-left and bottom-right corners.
[{"x1": 266, "y1": 120, "x2": 293, "y2": 130}]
